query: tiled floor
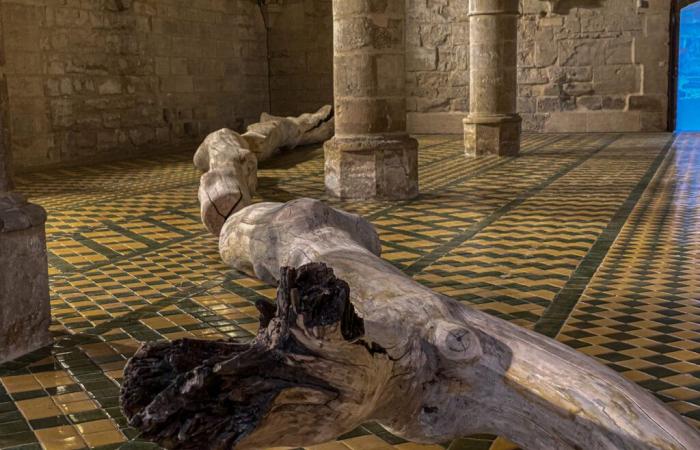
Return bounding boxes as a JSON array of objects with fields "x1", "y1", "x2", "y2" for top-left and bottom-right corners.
[{"x1": 1, "y1": 132, "x2": 698, "y2": 450}]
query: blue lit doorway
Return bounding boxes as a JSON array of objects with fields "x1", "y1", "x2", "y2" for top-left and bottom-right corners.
[{"x1": 675, "y1": 1, "x2": 700, "y2": 131}]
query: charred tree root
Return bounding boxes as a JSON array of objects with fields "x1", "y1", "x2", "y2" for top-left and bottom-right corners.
[
  {"x1": 123, "y1": 198, "x2": 700, "y2": 450},
  {"x1": 121, "y1": 263, "x2": 369, "y2": 450},
  {"x1": 123, "y1": 197, "x2": 700, "y2": 450},
  {"x1": 213, "y1": 199, "x2": 700, "y2": 450}
]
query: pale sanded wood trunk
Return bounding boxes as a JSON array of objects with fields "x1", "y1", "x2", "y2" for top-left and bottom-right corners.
[
  {"x1": 122, "y1": 198, "x2": 700, "y2": 450},
  {"x1": 193, "y1": 106, "x2": 334, "y2": 235}
]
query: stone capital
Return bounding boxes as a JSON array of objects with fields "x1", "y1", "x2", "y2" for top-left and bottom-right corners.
[{"x1": 0, "y1": 192, "x2": 48, "y2": 233}]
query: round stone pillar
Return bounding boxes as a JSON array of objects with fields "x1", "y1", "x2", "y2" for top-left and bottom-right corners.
[
  {"x1": 324, "y1": 0, "x2": 418, "y2": 200},
  {"x1": 464, "y1": 0, "x2": 521, "y2": 157},
  {"x1": 0, "y1": 75, "x2": 51, "y2": 363}
]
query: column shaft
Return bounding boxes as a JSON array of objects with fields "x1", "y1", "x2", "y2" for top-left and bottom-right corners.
[
  {"x1": 464, "y1": 0, "x2": 522, "y2": 157},
  {"x1": 324, "y1": 0, "x2": 418, "y2": 200},
  {"x1": 0, "y1": 76, "x2": 11, "y2": 192},
  {"x1": 0, "y1": 68, "x2": 51, "y2": 362}
]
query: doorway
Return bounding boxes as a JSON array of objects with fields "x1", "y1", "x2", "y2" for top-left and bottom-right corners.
[{"x1": 675, "y1": 1, "x2": 700, "y2": 131}]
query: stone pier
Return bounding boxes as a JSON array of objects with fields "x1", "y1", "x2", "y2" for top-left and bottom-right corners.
[
  {"x1": 324, "y1": 0, "x2": 418, "y2": 200},
  {"x1": 464, "y1": 0, "x2": 521, "y2": 157},
  {"x1": 0, "y1": 76, "x2": 51, "y2": 363}
]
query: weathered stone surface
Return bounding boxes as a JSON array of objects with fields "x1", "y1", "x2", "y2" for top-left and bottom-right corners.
[
  {"x1": 324, "y1": 136, "x2": 418, "y2": 200},
  {"x1": 407, "y1": 112, "x2": 465, "y2": 134},
  {"x1": 2, "y1": 0, "x2": 270, "y2": 172},
  {"x1": 0, "y1": 194, "x2": 51, "y2": 364},
  {"x1": 545, "y1": 111, "x2": 642, "y2": 133},
  {"x1": 628, "y1": 94, "x2": 667, "y2": 112},
  {"x1": 464, "y1": 117, "x2": 522, "y2": 157},
  {"x1": 0, "y1": 192, "x2": 46, "y2": 233},
  {"x1": 266, "y1": 0, "x2": 672, "y2": 133},
  {"x1": 463, "y1": 0, "x2": 521, "y2": 157},
  {"x1": 326, "y1": 0, "x2": 418, "y2": 200},
  {"x1": 0, "y1": 50, "x2": 50, "y2": 363}
]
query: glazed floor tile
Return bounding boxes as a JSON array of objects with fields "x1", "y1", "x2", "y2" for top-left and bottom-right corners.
[{"x1": 2, "y1": 132, "x2": 697, "y2": 450}]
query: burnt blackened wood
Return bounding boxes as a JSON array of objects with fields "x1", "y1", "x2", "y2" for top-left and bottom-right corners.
[
  {"x1": 121, "y1": 263, "x2": 362, "y2": 450},
  {"x1": 280, "y1": 263, "x2": 363, "y2": 342},
  {"x1": 214, "y1": 198, "x2": 700, "y2": 450}
]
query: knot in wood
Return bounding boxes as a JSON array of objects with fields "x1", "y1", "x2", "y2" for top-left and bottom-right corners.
[
  {"x1": 446, "y1": 328, "x2": 470, "y2": 353},
  {"x1": 433, "y1": 321, "x2": 482, "y2": 362}
]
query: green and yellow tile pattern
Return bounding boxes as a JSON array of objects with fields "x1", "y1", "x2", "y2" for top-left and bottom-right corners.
[{"x1": 1, "y1": 132, "x2": 697, "y2": 449}]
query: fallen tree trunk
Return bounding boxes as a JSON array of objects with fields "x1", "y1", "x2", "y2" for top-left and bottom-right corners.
[
  {"x1": 193, "y1": 130, "x2": 258, "y2": 236},
  {"x1": 122, "y1": 199, "x2": 700, "y2": 450},
  {"x1": 193, "y1": 106, "x2": 334, "y2": 235},
  {"x1": 245, "y1": 106, "x2": 335, "y2": 161}
]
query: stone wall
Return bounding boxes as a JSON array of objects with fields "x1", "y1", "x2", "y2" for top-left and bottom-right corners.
[
  {"x1": 267, "y1": 0, "x2": 673, "y2": 134},
  {"x1": 266, "y1": 0, "x2": 333, "y2": 116},
  {"x1": 1, "y1": 0, "x2": 269, "y2": 172},
  {"x1": 519, "y1": 0, "x2": 670, "y2": 133}
]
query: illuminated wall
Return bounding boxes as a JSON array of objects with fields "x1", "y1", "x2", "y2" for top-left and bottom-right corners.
[{"x1": 677, "y1": 2, "x2": 700, "y2": 131}]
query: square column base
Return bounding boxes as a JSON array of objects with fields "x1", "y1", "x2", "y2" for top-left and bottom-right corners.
[
  {"x1": 0, "y1": 193, "x2": 51, "y2": 363},
  {"x1": 464, "y1": 116, "x2": 521, "y2": 157},
  {"x1": 324, "y1": 136, "x2": 419, "y2": 200}
]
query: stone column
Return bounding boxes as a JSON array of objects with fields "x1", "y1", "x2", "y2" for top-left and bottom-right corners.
[
  {"x1": 0, "y1": 74, "x2": 51, "y2": 363},
  {"x1": 324, "y1": 0, "x2": 418, "y2": 200},
  {"x1": 464, "y1": 0, "x2": 521, "y2": 157}
]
